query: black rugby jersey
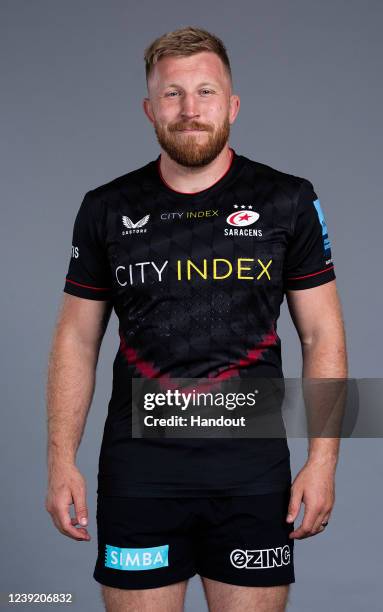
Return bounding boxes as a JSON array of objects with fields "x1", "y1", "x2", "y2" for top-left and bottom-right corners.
[{"x1": 63, "y1": 148, "x2": 336, "y2": 497}]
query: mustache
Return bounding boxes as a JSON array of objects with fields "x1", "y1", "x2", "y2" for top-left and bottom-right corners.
[{"x1": 168, "y1": 122, "x2": 212, "y2": 132}]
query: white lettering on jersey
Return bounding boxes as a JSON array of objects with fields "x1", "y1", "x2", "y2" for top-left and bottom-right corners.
[
  {"x1": 224, "y1": 228, "x2": 263, "y2": 236},
  {"x1": 115, "y1": 261, "x2": 169, "y2": 287}
]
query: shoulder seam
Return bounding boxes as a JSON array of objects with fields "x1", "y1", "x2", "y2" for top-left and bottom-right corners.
[
  {"x1": 290, "y1": 178, "x2": 307, "y2": 238},
  {"x1": 81, "y1": 189, "x2": 108, "y2": 248}
]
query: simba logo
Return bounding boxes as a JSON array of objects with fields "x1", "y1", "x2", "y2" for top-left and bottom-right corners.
[
  {"x1": 224, "y1": 205, "x2": 262, "y2": 237},
  {"x1": 105, "y1": 544, "x2": 169, "y2": 571},
  {"x1": 230, "y1": 545, "x2": 291, "y2": 569},
  {"x1": 122, "y1": 214, "x2": 150, "y2": 235}
]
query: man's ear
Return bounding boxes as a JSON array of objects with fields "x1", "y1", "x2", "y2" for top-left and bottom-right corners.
[
  {"x1": 229, "y1": 94, "x2": 240, "y2": 124},
  {"x1": 142, "y1": 97, "x2": 154, "y2": 124}
]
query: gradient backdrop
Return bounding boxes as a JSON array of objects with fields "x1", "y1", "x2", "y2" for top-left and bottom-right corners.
[{"x1": 1, "y1": 1, "x2": 382, "y2": 610}]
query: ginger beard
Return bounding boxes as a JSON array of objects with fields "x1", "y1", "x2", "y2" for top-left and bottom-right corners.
[{"x1": 153, "y1": 113, "x2": 231, "y2": 168}]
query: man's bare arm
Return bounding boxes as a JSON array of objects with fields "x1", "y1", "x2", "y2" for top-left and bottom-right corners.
[
  {"x1": 285, "y1": 279, "x2": 348, "y2": 538},
  {"x1": 287, "y1": 279, "x2": 348, "y2": 456},
  {"x1": 45, "y1": 294, "x2": 112, "y2": 541}
]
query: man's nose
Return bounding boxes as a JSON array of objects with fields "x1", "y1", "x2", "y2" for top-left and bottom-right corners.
[{"x1": 180, "y1": 93, "x2": 200, "y2": 117}]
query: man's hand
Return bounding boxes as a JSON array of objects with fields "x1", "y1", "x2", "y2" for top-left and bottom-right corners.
[
  {"x1": 45, "y1": 463, "x2": 91, "y2": 541},
  {"x1": 286, "y1": 460, "x2": 335, "y2": 539}
]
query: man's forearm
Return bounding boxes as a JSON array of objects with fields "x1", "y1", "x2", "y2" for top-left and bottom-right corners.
[
  {"x1": 46, "y1": 327, "x2": 98, "y2": 472},
  {"x1": 301, "y1": 332, "x2": 348, "y2": 465}
]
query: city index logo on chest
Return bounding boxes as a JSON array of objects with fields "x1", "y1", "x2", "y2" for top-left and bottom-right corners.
[
  {"x1": 160, "y1": 209, "x2": 218, "y2": 220},
  {"x1": 115, "y1": 258, "x2": 272, "y2": 286}
]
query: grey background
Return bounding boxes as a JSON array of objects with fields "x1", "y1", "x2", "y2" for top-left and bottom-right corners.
[{"x1": 1, "y1": 0, "x2": 382, "y2": 609}]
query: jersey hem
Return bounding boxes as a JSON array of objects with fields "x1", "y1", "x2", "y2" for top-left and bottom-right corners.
[{"x1": 96, "y1": 480, "x2": 292, "y2": 498}]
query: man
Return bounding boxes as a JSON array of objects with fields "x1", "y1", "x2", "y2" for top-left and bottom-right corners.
[{"x1": 45, "y1": 26, "x2": 347, "y2": 612}]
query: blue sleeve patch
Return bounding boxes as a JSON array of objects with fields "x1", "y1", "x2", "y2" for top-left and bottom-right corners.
[{"x1": 313, "y1": 198, "x2": 332, "y2": 253}]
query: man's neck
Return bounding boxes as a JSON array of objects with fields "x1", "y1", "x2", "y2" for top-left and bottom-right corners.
[{"x1": 158, "y1": 146, "x2": 233, "y2": 194}]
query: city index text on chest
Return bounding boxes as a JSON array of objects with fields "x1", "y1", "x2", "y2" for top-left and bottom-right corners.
[{"x1": 115, "y1": 258, "x2": 272, "y2": 286}]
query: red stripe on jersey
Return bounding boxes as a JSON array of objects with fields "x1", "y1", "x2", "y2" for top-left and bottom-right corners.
[
  {"x1": 65, "y1": 277, "x2": 111, "y2": 291},
  {"x1": 287, "y1": 265, "x2": 334, "y2": 281}
]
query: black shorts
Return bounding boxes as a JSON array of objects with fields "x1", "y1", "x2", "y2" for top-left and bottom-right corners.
[{"x1": 93, "y1": 486, "x2": 295, "y2": 589}]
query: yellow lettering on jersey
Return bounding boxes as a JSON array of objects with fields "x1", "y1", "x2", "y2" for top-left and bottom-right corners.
[
  {"x1": 213, "y1": 259, "x2": 232, "y2": 279},
  {"x1": 187, "y1": 259, "x2": 207, "y2": 280},
  {"x1": 238, "y1": 258, "x2": 254, "y2": 280},
  {"x1": 257, "y1": 259, "x2": 272, "y2": 280}
]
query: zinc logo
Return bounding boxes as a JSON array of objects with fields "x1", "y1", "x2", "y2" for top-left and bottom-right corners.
[{"x1": 230, "y1": 545, "x2": 291, "y2": 569}]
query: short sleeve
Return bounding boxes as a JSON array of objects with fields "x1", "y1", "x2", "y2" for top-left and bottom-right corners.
[
  {"x1": 283, "y1": 179, "x2": 336, "y2": 291},
  {"x1": 63, "y1": 191, "x2": 113, "y2": 300}
]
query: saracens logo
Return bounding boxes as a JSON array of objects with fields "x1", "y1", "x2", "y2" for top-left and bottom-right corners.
[
  {"x1": 230, "y1": 546, "x2": 291, "y2": 569},
  {"x1": 122, "y1": 214, "x2": 150, "y2": 236},
  {"x1": 225, "y1": 205, "x2": 262, "y2": 237}
]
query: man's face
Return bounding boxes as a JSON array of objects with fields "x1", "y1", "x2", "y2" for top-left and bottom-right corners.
[{"x1": 143, "y1": 51, "x2": 240, "y2": 167}]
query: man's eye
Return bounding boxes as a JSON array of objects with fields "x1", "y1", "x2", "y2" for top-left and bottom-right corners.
[{"x1": 165, "y1": 90, "x2": 214, "y2": 97}]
